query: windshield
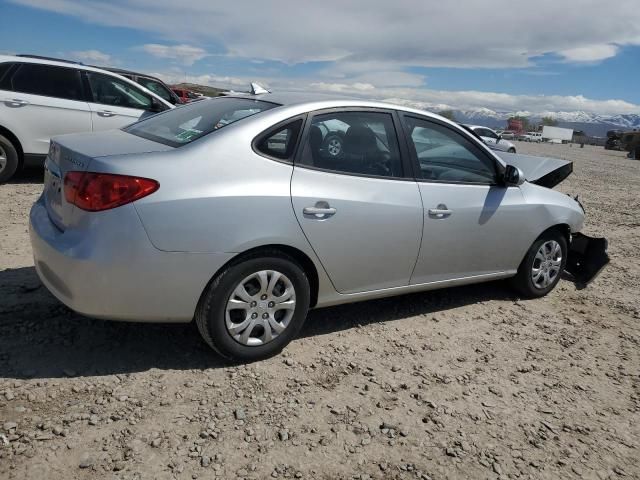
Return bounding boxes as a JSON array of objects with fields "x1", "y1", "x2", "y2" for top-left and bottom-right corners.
[
  {"x1": 139, "y1": 77, "x2": 174, "y2": 103},
  {"x1": 124, "y1": 97, "x2": 279, "y2": 147}
]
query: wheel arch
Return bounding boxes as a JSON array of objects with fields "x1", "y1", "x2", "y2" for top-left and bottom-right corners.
[
  {"x1": 538, "y1": 223, "x2": 571, "y2": 244},
  {"x1": 0, "y1": 125, "x2": 24, "y2": 166},
  {"x1": 515, "y1": 223, "x2": 571, "y2": 271},
  {"x1": 197, "y1": 244, "x2": 320, "y2": 312}
]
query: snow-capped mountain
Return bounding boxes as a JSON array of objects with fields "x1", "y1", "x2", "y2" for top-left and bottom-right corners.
[
  {"x1": 455, "y1": 109, "x2": 640, "y2": 135},
  {"x1": 385, "y1": 98, "x2": 640, "y2": 136}
]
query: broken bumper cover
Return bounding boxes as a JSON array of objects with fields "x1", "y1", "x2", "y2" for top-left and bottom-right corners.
[{"x1": 565, "y1": 233, "x2": 610, "y2": 285}]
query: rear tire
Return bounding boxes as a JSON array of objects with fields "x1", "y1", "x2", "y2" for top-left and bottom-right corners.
[
  {"x1": 511, "y1": 230, "x2": 567, "y2": 298},
  {"x1": 0, "y1": 135, "x2": 19, "y2": 183},
  {"x1": 195, "y1": 253, "x2": 310, "y2": 361}
]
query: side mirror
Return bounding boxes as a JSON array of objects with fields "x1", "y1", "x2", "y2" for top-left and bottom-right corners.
[
  {"x1": 496, "y1": 134, "x2": 502, "y2": 142},
  {"x1": 148, "y1": 98, "x2": 165, "y2": 113},
  {"x1": 503, "y1": 164, "x2": 525, "y2": 186}
]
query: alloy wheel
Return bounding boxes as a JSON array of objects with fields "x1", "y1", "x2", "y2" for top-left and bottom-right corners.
[
  {"x1": 0, "y1": 145, "x2": 7, "y2": 173},
  {"x1": 327, "y1": 138, "x2": 342, "y2": 157},
  {"x1": 225, "y1": 270, "x2": 296, "y2": 346},
  {"x1": 531, "y1": 240, "x2": 562, "y2": 289}
]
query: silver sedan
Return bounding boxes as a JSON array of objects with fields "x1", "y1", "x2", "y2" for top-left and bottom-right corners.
[{"x1": 29, "y1": 92, "x2": 608, "y2": 361}]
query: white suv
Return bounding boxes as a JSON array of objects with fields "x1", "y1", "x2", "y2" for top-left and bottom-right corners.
[
  {"x1": 464, "y1": 125, "x2": 517, "y2": 153},
  {"x1": 0, "y1": 55, "x2": 174, "y2": 182}
]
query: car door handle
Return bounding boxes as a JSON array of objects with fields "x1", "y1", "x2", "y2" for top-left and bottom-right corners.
[
  {"x1": 5, "y1": 98, "x2": 29, "y2": 107},
  {"x1": 97, "y1": 110, "x2": 116, "y2": 117},
  {"x1": 428, "y1": 205, "x2": 452, "y2": 218},
  {"x1": 303, "y1": 205, "x2": 337, "y2": 218}
]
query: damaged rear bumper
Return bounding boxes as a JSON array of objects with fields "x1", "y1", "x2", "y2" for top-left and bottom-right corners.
[{"x1": 565, "y1": 233, "x2": 610, "y2": 286}]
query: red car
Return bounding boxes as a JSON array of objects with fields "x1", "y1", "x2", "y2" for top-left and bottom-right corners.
[{"x1": 171, "y1": 87, "x2": 205, "y2": 103}]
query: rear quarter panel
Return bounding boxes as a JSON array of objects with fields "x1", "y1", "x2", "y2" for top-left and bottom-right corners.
[{"x1": 86, "y1": 124, "x2": 314, "y2": 260}]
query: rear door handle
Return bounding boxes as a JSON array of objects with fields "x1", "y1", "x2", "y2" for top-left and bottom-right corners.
[
  {"x1": 303, "y1": 201, "x2": 337, "y2": 219},
  {"x1": 97, "y1": 110, "x2": 116, "y2": 118},
  {"x1": 5, "y1": 98, "x2": 29, "y2": 107},
  {"x1": 428, "y1": 204, "x2": 452, "y2": 218},
  {"x1": 303, "y1": 206, "x2": 337, "y2": 216}
]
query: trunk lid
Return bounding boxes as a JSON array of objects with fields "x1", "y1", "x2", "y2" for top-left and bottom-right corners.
[
  {"x1": 495, "y1": 151, "x2": 573, "y2": 188},
  {"x1": 43, "y1": 130, "x2": 173, "y2": 231}
]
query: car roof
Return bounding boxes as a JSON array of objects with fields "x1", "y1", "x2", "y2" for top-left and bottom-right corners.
[
  {"x1": 227, "y1": 91, "x2": 450, "y2": 118},
  {"x1": 99, "y1": 66, "x2": 164, "y2": 82},
  {"x1": 0, "y1": 54, "x2": 127, "y2": 77},
  {"x1": 463, "y1": 124, "x2": 493, "y2": 131}
]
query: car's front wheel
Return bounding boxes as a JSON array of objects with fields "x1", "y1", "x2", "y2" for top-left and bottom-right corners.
[
  {"x1": 196, "y1": 253, "x2": 310, "y2": 361},
  {"x1": 508, "y1": 147, "x2": 516, "y2": 153},
  {"x1": 511, "y1": 231, "x2": 567, "y2": 298}
]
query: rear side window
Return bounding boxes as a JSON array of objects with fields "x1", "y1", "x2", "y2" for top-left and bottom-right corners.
[
  {"x1": 255, "y1": 119, "x2": 303, "y2": 160},
  {"x1": 10, "y1": 64, "x2": 84, "y2": 101},
  {"x1": 125, "y1": 97, "x2": 278, "y2": 147},
  {"x1": 299, "y1": 111, "x2": 403, "y2": 178}
]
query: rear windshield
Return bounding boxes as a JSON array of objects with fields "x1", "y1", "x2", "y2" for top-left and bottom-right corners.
[{"x1": 124, "y1": 97, "x2": 279, "y2": 147}]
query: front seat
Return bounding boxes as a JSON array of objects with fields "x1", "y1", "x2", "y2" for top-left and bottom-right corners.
[{"x1": 342, "y1": 125, "x2": 388, "y2": 175}]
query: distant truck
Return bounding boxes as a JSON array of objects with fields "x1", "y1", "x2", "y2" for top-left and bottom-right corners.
[{"x1": 542, "y1": 126, "x2": 574, "y2": 143}]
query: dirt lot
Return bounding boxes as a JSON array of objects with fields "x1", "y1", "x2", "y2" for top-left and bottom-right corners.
[{"x1": 1, "y1": 142, "x2": 639, "y2": 480}]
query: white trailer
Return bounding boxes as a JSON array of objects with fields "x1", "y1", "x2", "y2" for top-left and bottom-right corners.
[{"x1": 542, "y1": 126, "x2": 574, "y2": 142}]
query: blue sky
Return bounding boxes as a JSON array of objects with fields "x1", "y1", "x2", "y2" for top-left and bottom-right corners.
[{"x1": 2, "y1": 0, "x2": 640, "y2": 115}]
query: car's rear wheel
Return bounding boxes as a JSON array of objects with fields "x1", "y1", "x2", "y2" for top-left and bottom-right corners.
[
  {"x1": 508, "y1": 147, "x2": 516, "y2": 153},
  {"x1": 196, "y1": 253, "x2": 310, "y2": 361},
  {"x1": 511, "y1": 231, "x2": 567, "y2": 298},
  {"x1": 0, "y1": 135, "x2": 20, "y2": 183}
]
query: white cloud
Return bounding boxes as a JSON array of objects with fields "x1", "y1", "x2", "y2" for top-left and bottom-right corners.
[
  {"x1": 305, "y1": 84, "x2": 640, "y2": 116},
  {"x1": 8, "y1": 0, "x2": 640, "y2": 114},
  {"x1": 10, "y1": 0, "x2": 640, "y2": 68},
  {"x1": 559, "y1": 44, "x2": 619, "y2": 62},
  {"x1": 152, "y1": 72, "x2": 248, "y2": 89},
  {"x1": 68, "y1": 49, "x2": 112, "y2": 64},
  {"x1": 140, "y1": 44, "x2": 209, "y2": 65},
  {"x1": 309, "y1": 82, "x2": 376, "y2": 93}
]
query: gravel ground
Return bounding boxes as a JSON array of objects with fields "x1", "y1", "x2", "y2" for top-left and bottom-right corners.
[{"x1": 1, "y1": 142, "x2": 639, "y2": 480}]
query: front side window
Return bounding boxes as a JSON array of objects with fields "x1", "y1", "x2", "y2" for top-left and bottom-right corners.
[
  {"x1": 405, "y1": 117, "x2": 497, "y2": 184},
  {"x1": 125, "y1": 97, "x2": 277, "y2": 147},
  {"x1": 255, "y1": 119, "x2": 303, "y2": 160},
  {"x1": 10, "y1": 64, "x2": 83, "y2": 101},
  {"x1": 299, "y1": 111, "x2": 402, "y2": 178},
  {"x1": 0, "y1": 62, "x2": 14, "y2": 86},
  {"x1": 86, "y1": 72, "x2": 152, "y2": 110}
]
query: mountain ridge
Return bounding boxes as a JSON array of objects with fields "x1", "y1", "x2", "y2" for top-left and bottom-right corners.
[{"x1": 386, "y1": 98, "x2": 640, "y2": 136}]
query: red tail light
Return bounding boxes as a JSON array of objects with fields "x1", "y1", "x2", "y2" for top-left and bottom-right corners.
[{"x1": 64, "y1": 172, "x2": 159, "y2": 212}]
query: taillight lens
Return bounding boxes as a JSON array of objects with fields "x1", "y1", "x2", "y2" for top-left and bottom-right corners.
[{"x1": 64, "y1": 172, "x2": 159, "y2": 212}]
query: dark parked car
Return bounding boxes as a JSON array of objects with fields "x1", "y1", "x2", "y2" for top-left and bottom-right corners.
[
  {"x1": 605, "y1": 130, "x2": 624, "y2": 151},
  {"x1": 100, "y1": 67, "x2": 183, "y2": 105}
]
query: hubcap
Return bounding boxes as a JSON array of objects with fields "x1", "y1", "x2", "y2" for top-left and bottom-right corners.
[
  {"x1": 225, "y1": 270, "x2": 296, "y2": 346},
  {"x1": 327, "y1": 138, "x2": 341, "y2": 157},
  {"x1": 531, "y1": 240, "x2": 562, "y2": 289},
  {"x1": 0, "y1": 145, "x2": 7, "y2": 173}
]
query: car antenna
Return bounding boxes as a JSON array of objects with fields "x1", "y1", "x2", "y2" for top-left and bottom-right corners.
[{"x1": 250, "y1": 82, "x2": 270, "y2": 95}]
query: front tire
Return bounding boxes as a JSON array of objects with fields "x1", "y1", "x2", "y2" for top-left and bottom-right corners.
[
  {"x1": 196, "y1": 253, "x2": 310, "y2": 361},
  {"x1": 511, "y1": 231, "x2": 567, "y2": 298},
  {"x1": 0, "y1": 135, "x2": 20, "y2": 183},
  {"x1": 508, "y1": 147, "x2": 516, "y2": 153}
]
